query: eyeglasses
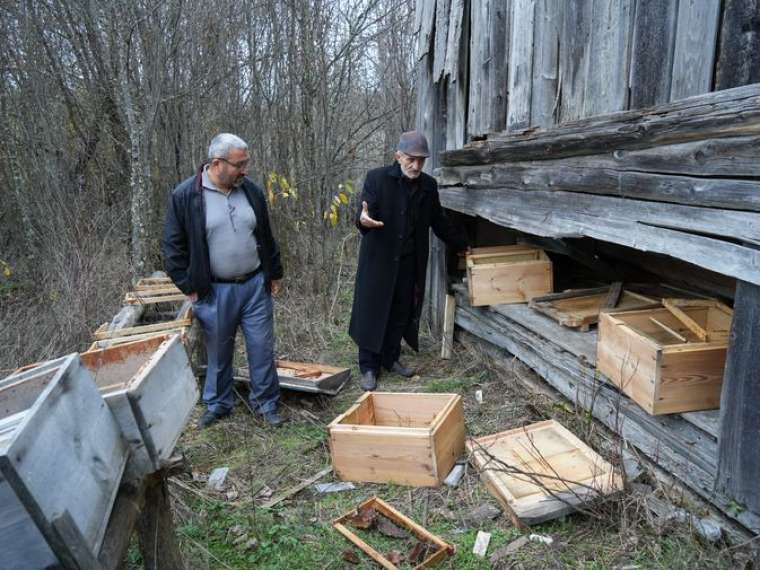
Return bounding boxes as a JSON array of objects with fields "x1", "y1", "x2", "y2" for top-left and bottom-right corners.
[{"x1": 214, "y1": 157, "x2": 250, "y2": 170}]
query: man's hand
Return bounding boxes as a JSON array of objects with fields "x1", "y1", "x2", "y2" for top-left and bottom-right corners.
[
  {"x1": 188, "y1": 292, "x2": 199, "y2": 303},
  {"x1": 359, "y1": 201, "x2": 384, "y2": 228},
  {"x1": 271, "y1": 279, "x2": 283, "y2": 296}
]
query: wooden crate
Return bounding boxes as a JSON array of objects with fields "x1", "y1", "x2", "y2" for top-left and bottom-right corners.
[
  {"x1": 467, "y1": 420, "x2": 623, "y2": 527},
  {"x1": 466, "y1": 245, "x2": 553, "y2": 306},
  {"x1": 597, "y1": 299, "x2": 732, "y2": 415},
  {"x1": 529, "y1": 285, "x2": 658, "y2": 331},
  {"x1": 333, "y1": 496, "x2": 455, "y2": 568},
  {"x1": 0, "y1": 354, "x2": 129, "y2": 569},
  {"x1": 328, "y1": 392, "x2": 465, "y2": 487},
  {"x1": 80, "y1": 334, "x2": 199, "y2": 474}
]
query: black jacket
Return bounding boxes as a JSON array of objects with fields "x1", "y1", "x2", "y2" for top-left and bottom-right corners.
[
  {"x1": 348, "y1": 163, "x2": 467, "y2": 353},
  {"x1": 162, "y1": 166, "x2": 283, "y2": 300}
]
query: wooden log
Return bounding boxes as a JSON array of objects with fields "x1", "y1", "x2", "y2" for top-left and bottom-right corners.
[
  {"x1": 438, "y1": 187, "x2": 760, "y2": 285},
  {"x1": 441, "y1": 83, "x2": 760, "y2": 166},
  {"x1": 670, "y1": 0, "x2": 720, "y2": 100},
  {"x1": 437, "y1": 159, "x2": 760, "y2": 212},
  {"x1": 717, "y1": 280, "x2": 760, "y2": 513},
  {"x1": 629, "y1": 0, "x2": 678, "y2": 108},
  {"x1": 715, "y1": 0, "x2": 760, "y2": 90}
]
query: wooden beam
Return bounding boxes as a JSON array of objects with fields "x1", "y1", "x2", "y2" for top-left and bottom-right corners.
[
  {"x1": 717, "y1": 280, "x2": 760, "y2": 513},
  {"x1": 439, "y1": 187, "x2": 760, "y2": 285},
  {"x1": 136, "y1": 474, "x2": 184, "y2": 570},
  {"x1": 441, "y1": 83, "x2": 760, "y2": 166},
  {"x1": 438, "y1": 141, "x2": 760, "y2": 211},
  {"x1": 629, "y1": 0, "x2": 678, "y2": 107}
]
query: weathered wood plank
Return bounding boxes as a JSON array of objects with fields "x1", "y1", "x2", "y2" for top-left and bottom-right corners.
[
  {"x1": 506, "y1": 0, "x2": 535, "y2": 131},
  {"x1": 559, "y1": 0, "x2": 592, "y2": 122},
  {"x1": 437, "y1": 148, "x2": 760, "y2": 212},
  {"x1": 629, "y1": 0, "x2": 678, "y2": 108},
  {"x1": 468, "y1": 0, "x2": 490, "y2": 137},
  {"x1": 432, "y1": 0, "x2": 451, "y2": 82},
  {"x1": 488, "y1": 0, "x2": 509, "y2": 132},
  {"x1": 439, "y1": 187, "x2": 760, "y2": 285},
  {"x1": 445, "y1": 0, "x2": 467, "y2": 149},
  {"x1": 530, "y1": 0, "x2": 561, "y2": 128},
  {"x1": 717, "y1": 280, "x2": 760, "y2": 513},
  {"x1": 416, "y1": 0, "x2": 436, "y2": 61},
  {"x1": 716, "y1": 0, "x2": 760, "y2": 90},
  {"x1": 442, "y1": 84, "x2": 760, "y2": 165},
  {"x1": 670, "y1": 0, "x2": 720, "y2": 100},
  {"x1": 584, "y1": 0, "x2": 634, "y2": 116}
]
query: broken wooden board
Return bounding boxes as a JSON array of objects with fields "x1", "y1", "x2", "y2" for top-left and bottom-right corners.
[
  {"x1": 92, "y1": 318, "x2": 192, "y2": 341},
  {"x1": 466, "y1": 245, "x2": 553, "y2": 306},
  {"x1": 234, "y1": 359, "x2": 351, "y2": 396},
  {"x1": 333, "y1": 496, "x2": 455, "y2": 569},
  {"x1": 440, "y1": 294, "x2": 456, "y2": 359},
  {"x1": 597, "y1": 299, "x2": 732, "y2": 415},
  {"x1": 467, "y1": 420, "x2": 623, "y2": 527},
  {"x1": 329, "y1": 392, "x2": 465, "y2": 487},
  {"x1": 529, "y1": 286, "x2": 658, "y2": 331},
  {"x1": 124, "y1": 290, "x2": 186, "y2": 305},
  {"x1": 80, "y1": 334, "x2": 199, "y2": 475},
  {"x1": 0, "y1": 354, "x2": 129, "y2": 568}
]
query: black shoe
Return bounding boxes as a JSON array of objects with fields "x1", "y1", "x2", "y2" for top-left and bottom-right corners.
[
  {"x1": 389, "y1": 361, "x2": 414, "y2": 378},
  {"x1": 261, "y1": 410, "x2": 285, "y2": 427},
  {"x1": 360, "y1": 370, "x2": 378, "y2": 391},
  {"x1": 198, "y1": 409, "x2": 230, "y2": 429}
]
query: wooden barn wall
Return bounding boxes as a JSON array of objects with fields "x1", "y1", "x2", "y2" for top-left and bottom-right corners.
[{"x1": 415, "y1": 0, "x2": 760, "y2": 145}]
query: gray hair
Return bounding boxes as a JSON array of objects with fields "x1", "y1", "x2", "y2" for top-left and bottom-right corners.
[{"x1": 208, "y1": 133, "x2": 248, "y2": 160}]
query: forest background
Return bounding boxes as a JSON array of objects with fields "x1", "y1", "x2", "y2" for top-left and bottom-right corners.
[{"x1": 0, "y1": 0, "x2": 417, "y2": 371}]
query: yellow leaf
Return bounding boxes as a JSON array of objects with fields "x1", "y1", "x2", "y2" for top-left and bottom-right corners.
[
  {"x1": 279, "y1": 176, "x2": 290, "y2": 191},
  {"x1": 268, "y1": 189, "x2": 275, "y2": 203},
  {"x1": 329, "y1": 211, "x2": 338, "y2": 226},
  {"x1": 338, "y1": 192, "x2": 348, "y2": 204},
  {"x1": 282, "y1": 192, "x2": 289, "y2": 198},
  {"x1": 332, "y1": 196, "x2": 341, "y2": 206},
  {"x1": 345, "y1": 179, "x2": 355, "y2": 194},
  {"x1": 3, "y1": 266, "x2": 10, "y2": 278}
]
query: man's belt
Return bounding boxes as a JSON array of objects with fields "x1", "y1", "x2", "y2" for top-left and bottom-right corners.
[{"x1": 211, "y1": 266, "x2": 262, "y2": 284}]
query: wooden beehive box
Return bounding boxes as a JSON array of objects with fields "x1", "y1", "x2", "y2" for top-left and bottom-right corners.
[
  {"x1": 467, "y1": 420, "x2": 623, "y2": 526},
  {"x1": 466, "y1": 245, "x2": 553, "y2": 306},
  {"x1": 0, "y1": 354, "x2": 129, "y2": 569},
  {"x1": 597, "y1": 299, "x2": 732, "y2": 415},
  {"x1": 80, "y1": 333, "x2": 199, "y2": 474},
  {"x1": 328, "y1": 392, "x2": 465, "y2": 487}
]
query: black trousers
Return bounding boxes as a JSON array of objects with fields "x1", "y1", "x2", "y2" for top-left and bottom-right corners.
[{"x1": 359, "y1": 254, "x2": 416, "y2": 374}]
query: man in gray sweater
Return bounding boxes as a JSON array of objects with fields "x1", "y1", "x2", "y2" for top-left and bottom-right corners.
[{"x1": 163, "y1": 133, "x2": 285, "y2": 428}]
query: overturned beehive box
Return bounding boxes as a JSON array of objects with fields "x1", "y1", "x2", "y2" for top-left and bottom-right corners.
[
  {"x1": 597, "y1": 299, "x2": 732, "y2": 415},
  {"x1": 0, "y1": 354, "x2": 129, "y2": 569},
  {"x1": 328, "y1": 392, "x2": 465, "y2": 487},
  {"x1": 468, "y1": 420, "x2": 623, "y2": 527},
  {"x1": 466, "y1": 245, "x2": 553, "y2": 307},
  {"x1": 80, "y1": 334, "x2": 199, "y2": 474}
]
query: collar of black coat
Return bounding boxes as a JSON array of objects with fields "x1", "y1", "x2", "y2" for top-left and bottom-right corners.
[{"x1": 389, "y1": 161, "x2": 403, "y2": 178}]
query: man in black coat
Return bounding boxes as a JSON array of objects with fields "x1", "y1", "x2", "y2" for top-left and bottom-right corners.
[{"x1": 349, "y1": 131, "x2": 468, "y2": 391}]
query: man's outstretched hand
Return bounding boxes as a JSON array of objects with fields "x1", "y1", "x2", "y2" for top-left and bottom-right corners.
[{"x1": 359, "y1": 201, "x2": 384, "y2": 228}]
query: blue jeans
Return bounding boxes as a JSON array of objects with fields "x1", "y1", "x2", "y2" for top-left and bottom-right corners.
[{"x1": 193, "y1": 272, "x2": 280, "y2": 415}]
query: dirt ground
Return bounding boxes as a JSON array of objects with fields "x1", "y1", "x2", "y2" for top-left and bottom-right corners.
[{"x1": 145, "y1": 330, "x2": 757, "y2": 570}]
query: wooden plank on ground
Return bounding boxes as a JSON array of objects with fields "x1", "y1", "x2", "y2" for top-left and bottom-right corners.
[
  {"x1": 670, "y1": 0, "x2": 720, "y2": 100},
  {"x1": 441, "y1": 294, "x2": 456, "y2": 359},
  {"x1": 261, "y1": 467, "x2": 332, "y2": 509}
]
